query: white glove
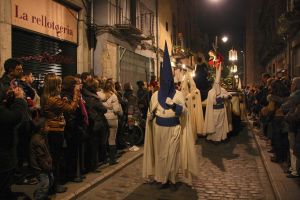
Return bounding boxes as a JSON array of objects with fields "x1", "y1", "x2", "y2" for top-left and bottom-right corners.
[{"x1": 165, "y1": 97, "x2": 174, "y2": 106}]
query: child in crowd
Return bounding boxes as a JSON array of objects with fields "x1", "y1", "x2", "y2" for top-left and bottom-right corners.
[{"x1": 30, "y1": 118, "x2": 53, "y2": 200}]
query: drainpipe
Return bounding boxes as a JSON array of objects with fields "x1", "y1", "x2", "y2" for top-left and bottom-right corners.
[
  {"x1": 155, "y1": 0, "x2": 159, "y2": 77},
  {"x1": 90, "y1": 0, "x2": 94, "y2": 74}
]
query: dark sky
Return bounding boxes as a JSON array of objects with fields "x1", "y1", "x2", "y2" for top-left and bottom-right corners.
[{"x1": 196, "y1": 0, "x2": 247, "y2": 52}]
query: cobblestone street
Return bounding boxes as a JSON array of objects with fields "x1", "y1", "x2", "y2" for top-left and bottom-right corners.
[{"x1": 79, "y1": 126, "x2": 275, "y2": 200}]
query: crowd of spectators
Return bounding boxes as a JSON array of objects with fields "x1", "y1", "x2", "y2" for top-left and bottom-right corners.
[
  {"x1": 0, "y1": 58, "x2": 153, "y2": 199},
  {"x1": 245, "y1": 72, "x2": 300, "y2": 179}
]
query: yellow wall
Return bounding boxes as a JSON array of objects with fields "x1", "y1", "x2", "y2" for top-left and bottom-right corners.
[{"x1": 158, "y1": 0, "x2": 173, "y2": 54}]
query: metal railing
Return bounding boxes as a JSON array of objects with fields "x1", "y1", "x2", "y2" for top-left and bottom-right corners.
[{"x1": 108, "y1": 0, "x2": 154, "y2": 37}]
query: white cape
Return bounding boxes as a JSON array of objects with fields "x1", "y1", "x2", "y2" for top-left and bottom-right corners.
[
  {"x1": 181, "y1": 73, "x2": 205, "y2": 137},
  {"x1": 203, "y1": 87, "x2": 230, "y2": 137},
  {"x1": 142, "y1": 91, "x2": 199, "y2": 185}
]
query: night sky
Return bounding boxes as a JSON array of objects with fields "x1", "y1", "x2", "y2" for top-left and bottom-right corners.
[{"x1": 196, "y1": 0, "x2": 247, "y2": 53}]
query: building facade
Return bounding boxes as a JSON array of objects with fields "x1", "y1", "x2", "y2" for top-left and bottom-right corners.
[
  {"x1": 0, "y1": 0, "x2": 91, "y2": 79},
  {"x1": 245, "y1": 0, "x2": 300, "y2": 84},
  {"x1": 93, "y1": 0, "x2": 175, "y2": 89},
  {"x1": 1, "y1": 0, "x2": 204, "y2": 88}
]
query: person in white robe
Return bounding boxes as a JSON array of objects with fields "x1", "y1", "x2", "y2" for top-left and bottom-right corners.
[
  {"x1": 181, "y1": 72, "x2": 205, "y2": 138},
  {"x1": 142, "y1": 42, "x2": 199, "y2": 190},
  {"x1": 203, "y1": 58, "x2": 231, "y2": 142}
]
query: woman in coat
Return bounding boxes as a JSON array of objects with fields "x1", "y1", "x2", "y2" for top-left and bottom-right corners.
[
  {"x1": 98, "y1": 80, "x2": 123, "y2": 165},
  {"x1": 82, "y1": 78, "x2": 108, "y2": 172},
  {"x1": 41, "y1": 73, "x2": 80, "y2": 193},
  {"x1": 61, "y1": 76, "x2": 87, "y2": 182}
]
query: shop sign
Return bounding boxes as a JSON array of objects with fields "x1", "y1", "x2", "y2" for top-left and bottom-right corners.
[{"x1": 12, "y1": 0, "x2": 78, "y2": 44}]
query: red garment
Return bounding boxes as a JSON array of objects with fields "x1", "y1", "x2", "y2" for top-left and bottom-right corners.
[
  {"x1": 208, "y1": 53, "x2": 224, "y2": 69},
  {"x1": 79, "y1": 97, "x2": 89, "y2": 126}
]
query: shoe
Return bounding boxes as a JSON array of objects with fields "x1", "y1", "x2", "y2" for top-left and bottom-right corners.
[
  {"x1": 55, "y1": 185, "x2": 67, "y2": 193},
  {"x1": 129, "y1": 145, "x2": 140, "y2": 152},
  {"x1": 157, "y1": 182, "x2": 169, "y2": 189},
  {"x1": 109, "y1": 145, "x2": 119, "y2": 165},
  {"x1": 286, "y1": 174, "x2": 299, "y2": 178},
  {"x1": 270, "y1": 156, "x2": 284, "y2": 163},
  {"x1": 15, "y1": 178, "x2": 38, "y2": 185},
  {"x1": 109, "y1": 160, "x2": 119, "y2": 165},
  {"x1": 92, "y1": 169, "x2": 101, "y2": 173},
  {"x1": 169, "y1": 183, "x2": 178, "y2": 191},
  {"x1": 71, "y1": 177, "x2": 83, "y2": 183},
  {"x1": 284, "y1": 169, "x2": 291, "y2": 174},
  {"x1": 267, "y1": 149, "x2": 275, "y2": 153}
]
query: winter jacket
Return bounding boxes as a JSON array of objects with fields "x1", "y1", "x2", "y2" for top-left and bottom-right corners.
[
  {"x1": 42, "y1": 91, "x2": 79, "y2": 132},
  {"x1": 30, "y1": 133, "x2": 52, "y2": 172},
  {"x1": 261, "y1": 94, "x2": 286, "y2": 120},
  {"x1": 97, "y1": 91, "x2": 123, "y2": 120},
  {"x1": 124, "y1": 90, "x2": 139, "y2": 116},
  {"x1": 61, "y1": 91, "x2": 87, "y2": 140},
  {"x1": 281, "y1": 90, "x2": 300, "y2": 132},
  {"x1": 82, "y1": 88, "x2": 108, "y2": 131},
  {"x1": 0, "y1": 74, "x2": 12, "y2": 92},
  {"x1": 137, "y1": 88, "x2": 149, "y2": 109},
  {"x1": 0, "y1": 98, "x2": 27, "y2": 172},
  {"x1": 281, "y1": 90, "x2": 300, "y2": 114}
]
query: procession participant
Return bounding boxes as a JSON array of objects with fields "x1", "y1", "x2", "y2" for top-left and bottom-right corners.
[
  {"x1": 204, "y1": 50, "x2": 231, "y2": 142},
  {"x1": 143, "y1": 42, "x2": 198, "y2": 191},
  {"x1": 193, "y1": 54, "x2": 211, "y2": 101},
  {"x1": 181, "y1": 72, "x2": 205, "y2": 138}
]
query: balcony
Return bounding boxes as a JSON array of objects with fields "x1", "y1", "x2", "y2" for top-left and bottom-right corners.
[{"x1": 105, "y1": 0, "x2": 154, "y2": 44}]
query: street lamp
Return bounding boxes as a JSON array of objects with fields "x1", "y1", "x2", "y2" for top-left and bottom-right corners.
[
  {"x1": 230, "y1": 64, "x2": 238, "y2": 73},
  {"x1": 229, "y1": 49, "x2": 238, "y2": 61},
  {"x1": 221, "y1": 36, "x2": 228, "y2": 43}
]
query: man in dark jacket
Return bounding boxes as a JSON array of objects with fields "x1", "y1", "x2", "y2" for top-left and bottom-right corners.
[
  {"x1": 0, "y1": 58, "x2": 23, "y2": 91},
  {"x1": 0, "y1": 84, "x2": 27, "y2": 200},
  {"x1": 0, "y1": 58, "x2": 32, "y2": 174},
  {"x1": 136, "y1": 81, "x2": 149, "y2": 119},
  {"x1": 123, "y1": 82, "x2": 139, "y2": 117},
  {"x1": 193, "y1": 56, "x2": 211, "y2": 101},
  {"x1": 281, "y1": 77, "x2": 300, "y2": 178}
]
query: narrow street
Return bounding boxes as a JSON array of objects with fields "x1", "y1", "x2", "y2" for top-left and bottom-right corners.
[{"x1": 79, "y1": 125, "x2": 275, "y2": 200}]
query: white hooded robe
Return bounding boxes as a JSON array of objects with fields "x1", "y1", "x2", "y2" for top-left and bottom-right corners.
[
  {"x1": 181, "y1": 73, "x2": 205, "y2": 138},
  {"x1": 142, "y1": 90, "x2": 199, "y2": 185}
]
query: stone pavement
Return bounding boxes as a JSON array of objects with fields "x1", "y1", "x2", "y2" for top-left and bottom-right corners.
[
  {"x1": 12, "y1": 147, "x2": 143, "y2": 200},
  {"x1": 251, "y1": 124, "x2": 300, "y2": 200},
  {"x1": 78, "y1": 125, "x2": 275, "y2": 200}
]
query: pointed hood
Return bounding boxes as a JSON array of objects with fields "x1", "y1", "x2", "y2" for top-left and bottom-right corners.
[{"x1": 158, "y1": 42, "x2": 176, "y2": 109}]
